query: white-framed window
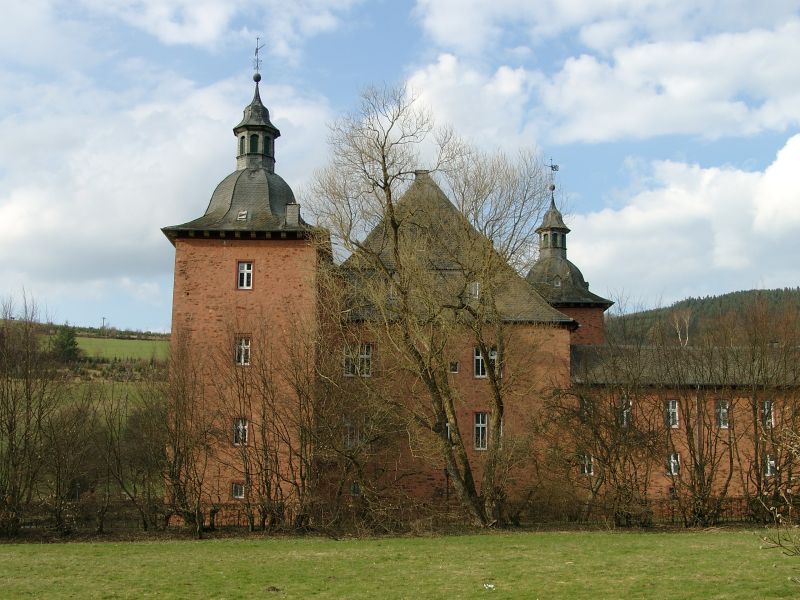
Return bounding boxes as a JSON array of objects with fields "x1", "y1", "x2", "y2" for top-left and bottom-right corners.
[
  {"x1": 474, "y1": 347, "x2": 497, "y2": 379},
  {"x1": 344, "y1": 343, "x2": 373, "y2": 377},
  {"x1": 448, "y1": 361, "x2": 460, "y2": 374},
  {"x1": 236, "y1": 210, "x2": 248, "y2": 221},
  {"x1": 665, "y1": 399, "x2": 679, "y2": 429},
  {"x1": 235, "y1": 336, "x2": 251, "y2": 366},
  {"x1": 667, "y1": 452, "x2": 681, "y2": 476},
  {"x1": 231, "y1": 482, "x2": 245, "y2": 499},
  {"x1": 620, "y1": 396, "x2": 632, "y2": 428},
  {"x1": 716, "y1": 399, "x2": 730, "y2": 429},
  {"x1": 762, "y1": 400, "x2": 774, "y2": 429},
  {"x1": 579, "y1": 454, "x2": 594, "y2": 475},
  {"x1": 237, "y1": 261, "x2": 253, "y2": 289},
  {"x1": 553, "y1": 277, "x2": 561, "y2": 288},
  {"x1": 233, "y1": 417, "x2": 248, "y2": 446},
  {"x1": 474, "y1": 412, "x2": 487, "y2": 450},
  {"x1": 468, "y1": 281, "x2": 481, "y2": 300},
  {"x1": 765, "y1": 454, "x2": 777, "y2": 477}
]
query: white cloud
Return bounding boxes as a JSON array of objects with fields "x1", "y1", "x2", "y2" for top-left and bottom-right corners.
[
  {"x1": 541, "y1": 21, "x2": 800, "y2": 142},
  {"x1": 0, "y1": 66, "x2": 332, "y2": 311},
  {"x1": 568, "y1": 134, "x2": 800, "y2": 305},
  {"x1": 414, "y1": 0, "x2": 800, "y2": 55},
  {"x1": 78, "y1": 0, "x2": 363, "y2": 58},
  {"x1": 407, "y1": 54, "x2": 541, "y2": 148}
]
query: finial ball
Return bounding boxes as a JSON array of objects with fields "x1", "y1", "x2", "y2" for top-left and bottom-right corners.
[
  {"x1": 549, "y1": 183, "x2": 556, "y2": 191},
  {"x1": 253, "y1": 72, "x2": 262, "y2": 83}
]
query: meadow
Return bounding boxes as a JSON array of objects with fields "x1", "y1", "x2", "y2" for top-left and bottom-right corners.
[
  {"x1": 0, "y1": 529, "x2": 796, "y2": 599},
  {"x1": 77, "y1": 336, "x2": 169, "y2": 361}
]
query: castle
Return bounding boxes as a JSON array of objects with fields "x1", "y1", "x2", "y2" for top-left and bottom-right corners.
[{"x1": 162, "y1": 73, "x2": 794, "y2": 527}]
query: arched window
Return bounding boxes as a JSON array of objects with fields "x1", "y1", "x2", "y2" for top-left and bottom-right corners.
[
  {"x1": 250, "y1": 134, "x2": 259, "y2": 153},
  {"x1": 239, "y1": 136, "x2": 245, "y2": 155},
  {"x1": 552, "y1": 233, "x2": 559, "y2": 247},
  {"x1": 542, "y1": 233, "x2": 549, "y2": 247}
]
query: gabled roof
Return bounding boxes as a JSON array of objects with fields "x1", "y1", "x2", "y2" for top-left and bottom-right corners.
[{"x1": 343, "y1": 172, "x2": 575, "y2": 326}]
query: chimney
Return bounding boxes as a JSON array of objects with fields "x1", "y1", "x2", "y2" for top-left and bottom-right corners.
[{"x1": 286, "y1": 202, "x2": 300, "y2": 227}]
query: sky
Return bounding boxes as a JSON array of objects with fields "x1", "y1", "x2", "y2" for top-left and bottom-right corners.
[{"x1": 1, "y1": 0, "x2": 800, "y2": 332}]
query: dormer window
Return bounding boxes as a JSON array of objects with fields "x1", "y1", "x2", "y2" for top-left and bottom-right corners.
[
  {"x1": 554, "y1": 277, "x2": 561, "y2": 288},
  {"x1": 468, "y1": 281, "x2": 481, "y2": 300},
  {"x1": 237, "y1": 210, "x2": 248, "y2": 221},
  {"x1": 250, "y1": 134, "x2": 259, "y2": 153}
]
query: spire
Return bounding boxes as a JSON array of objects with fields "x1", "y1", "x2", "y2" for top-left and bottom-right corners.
[
  {"x1": 233, "y1": 38, "x2": 281, "y2": 172},
  {"x1": 536, "y1": 160, "x2": 569, "y2": 258}
]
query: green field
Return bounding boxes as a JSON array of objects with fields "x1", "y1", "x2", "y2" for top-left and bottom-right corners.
[
  {"x1": 77, "y1": 336, "x2": 169, "y2": 361},
  {"x1": 0, "y1": 529, "x2": 796, "y2": 599}
]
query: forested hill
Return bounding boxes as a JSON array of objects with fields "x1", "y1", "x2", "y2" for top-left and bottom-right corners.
[
  {"x1": 607, "y1": 288, "x2": 800, "y2": 342},
  {"x1": 644, "y1": 288, "x2": 800, "y2": 320}
]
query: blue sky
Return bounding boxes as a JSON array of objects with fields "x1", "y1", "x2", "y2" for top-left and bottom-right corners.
[{"x1": 2, "y1": 0, "x2": 800, "y2": 331}]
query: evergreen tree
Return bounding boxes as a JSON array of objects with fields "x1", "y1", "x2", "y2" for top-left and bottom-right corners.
[{"x1": 53, "y1": 323, "x2": 81, "y2": 363}]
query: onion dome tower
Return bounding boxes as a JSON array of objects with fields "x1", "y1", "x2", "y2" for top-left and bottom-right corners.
[
  {"x1": 526, "y1": 181, "x2": 612, "y2": 345},
  {"x1": 162, "y1": 68, "x2": 305, "y2": 242}
]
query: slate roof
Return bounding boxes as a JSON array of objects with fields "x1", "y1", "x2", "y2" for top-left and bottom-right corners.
[
  {"x1": 571, "y1": 344, "x2": 800, "y2": 388},
  {"x1": 536, "y1": 199, "x2": 569, "y2": 232},
  {"x1": 527, "y1": 257, "x2": 613, "y2": 308},
  {"x1": 234, "y1": 82, "x2": 280, "y2": 136},
  {"x1": 162, "y1": 168, "x2": 305, "y2": 240},
  {"x1": 342, "y1": 172, "x2": 575, "y2": 326}
]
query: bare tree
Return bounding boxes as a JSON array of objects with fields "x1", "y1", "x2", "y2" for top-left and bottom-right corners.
[
  {"x1": 309, "y1": 84, "x2": 556, "y2": 526},
  {"x1": 0, "y1": 296, "x2": 63, "y2": 536}
]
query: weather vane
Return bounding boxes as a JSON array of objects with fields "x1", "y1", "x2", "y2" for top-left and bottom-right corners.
[
  {"x1": 548, "y1": 157, "x2": 559, "y2": 198},
  {"x1": 253, "y1": 36, "x2": 265, "y2": 76}
]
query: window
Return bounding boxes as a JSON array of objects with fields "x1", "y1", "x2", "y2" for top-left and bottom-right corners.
[
  {"x1": 448, "y1": 361, "x2": 460, "y2": 374},
  {"x1": 716, "y1": 399, "x2": 729, "y2": 429},
  {"x1": 579, "y1": 454, "x2": 594, "y2": 475},
  {"x1": 665, "y1": 399, "x2": 679, "y2": 428},
  {"x1": 232, "y1": 482, "x2": 245, "y2": 499},
  {"x1": 237, "y1": 210, "x2": 248, "y2": 221},
  {"x1": 468, "y1": 281, "x2": 481, "y2": 300},
  {"x1": 249, "y1": 133, "x2": 259, "y2": 153},
  {"x1": 233, "y1": 418, "x2": 248, "y2": 445},
  {"x1": 553, "y1": 277, "x2": 561, "y2": 287},
  {"x1": 474, "y1": 412, "x2": 487, "y2": 450},
  {"x1": 762, "y1": 400, "x2": 774, "y2": 429},
  {"x1": 239, "y1": 136, "x2": 245, "y2": 155},
  {"x1": 350, "y1": 481, "x2": 361, "y2": 496},
  {"x1": 344, "y1": 419, "x2": 359, "y2": 448},
  {"x1": 667, "y1": 452, "x2": 681, "y2": 476},
  {"x1": 237, "y1": 261, "x2": 253, "y2": 289},
  {"x1": 542, "y1": 232, "x2": 549, "y2": 246},
  {"x1": 445, "y1": 422, "x2": 452, "y2": 442},
  {"x1": 765, "y1": 454, "x2": 777, "y2": 477},
  {"x1": 344, "y1": 343, "x2": 372, "y2": 377},
  {"x1": 620, "y1": 396, "x2": 632, "y2": 428},
  {"x1": 235, "y1": 336, "x2": 251, "y2": 366},
  {"x1": 474, "y1": 347, "x2": 497, "y2": 379},
  {"x1": 552, "y1": 233, "x2": 559, "y2": 247}
]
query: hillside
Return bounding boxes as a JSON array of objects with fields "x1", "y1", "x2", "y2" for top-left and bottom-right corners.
[{"x1": 606, "y1": 288, "x2": 800, "y2": 343}]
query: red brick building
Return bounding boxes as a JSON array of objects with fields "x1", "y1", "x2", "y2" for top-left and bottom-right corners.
[{"x1": 162, "y1": 75, "x2": 793, "y2": 527}]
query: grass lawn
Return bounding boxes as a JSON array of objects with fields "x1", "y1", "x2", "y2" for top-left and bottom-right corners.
[
  {"x1": 0, "y1": 529, "x2": 797, "y2": 599},
  {"x1": 77, "y1": 336, "x2": 169, "y2": 361}
]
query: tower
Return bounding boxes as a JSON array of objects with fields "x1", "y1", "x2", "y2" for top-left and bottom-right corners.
[
  {"x1": 162, "y1": 65, "x2": 321, "y2": 517},
  {"x1": 526, "y1": 186, "x2": 612, "y2": 345}
]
